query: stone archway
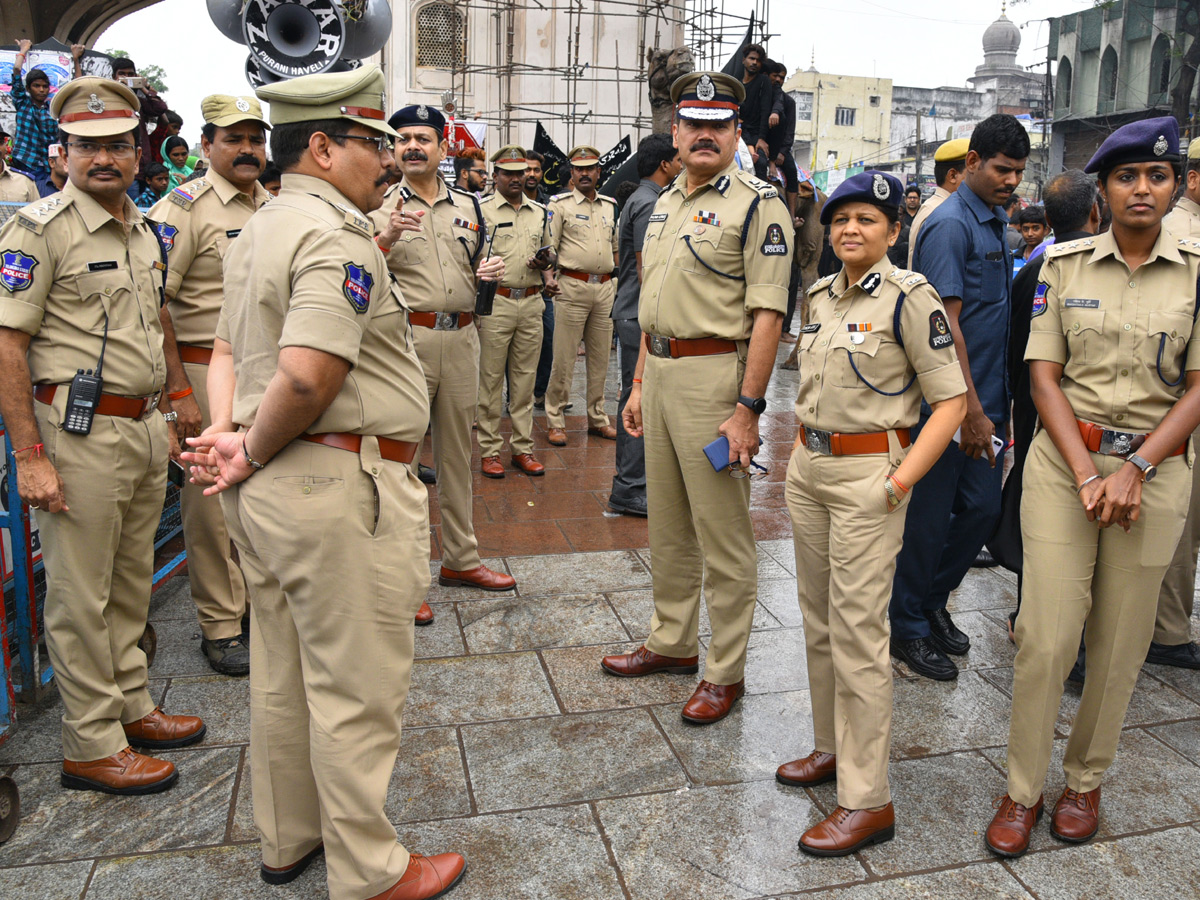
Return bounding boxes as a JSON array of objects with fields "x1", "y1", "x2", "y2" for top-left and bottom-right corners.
[{"x1": 0, "y1": 0, "x2": 162, "y2": 45}]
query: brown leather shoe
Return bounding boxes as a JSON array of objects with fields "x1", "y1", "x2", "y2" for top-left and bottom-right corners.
[
  {"x1": 547, "y1": 428, "x2": 568, "y2": 446},
  {"x1": 588, "y1": 424, "x2": 617, "y2": 440},
  {"x1": 1050, "y1": 786, "x2": 1100, "y2": 843},
  {"x1": 439, "y1": 564, "x2": 516, "y2": 591},
  {"x1": 776, "y1": 750, "x2": 837, "y2": 787},
  {"x1": 261, "y1": 843, "x2": 324, "y2": 885},
  {"x1": 480, "y1": 456, "x2": 505, "y2": 479},
  {"x1": 415, "y1": 601, "x2": 435, "y2": 626},
  {"x1": 799, "y1": 804, "x2": 895, "y2": 856},
  {"x1": 681, "y1": 679, "x2": 745, "y2": 725},
  {"x1": 123, "y1": 707, "x2": 206, "y2": 750},
  {"x1": 61, "y1": 746, "x2": 177, "y2": 795},
  {"x1": 600, "y1": 645, "x2": 699, "y2": 677},
  {"x1": 366, "y1": 852, "x2": 467, "y2": 900},
  {"x1": 985, "y1": 794, "x2": 1043, "y2": 858},
  {"x1": 511, "y1": 453, "x2": 545, "y2": 475}
]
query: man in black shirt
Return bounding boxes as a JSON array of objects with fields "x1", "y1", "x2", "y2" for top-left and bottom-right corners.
[
  {"x1": 766, "y1": 60, "x2": 798, "y2": 218},
  {"x1": 739, "y1": 44, "x2": 782, "y2": 179}
]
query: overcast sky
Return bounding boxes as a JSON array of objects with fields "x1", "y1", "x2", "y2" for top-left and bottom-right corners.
[{"x1": 99, "y1": 0, "x2": 1092, "y2": 144}]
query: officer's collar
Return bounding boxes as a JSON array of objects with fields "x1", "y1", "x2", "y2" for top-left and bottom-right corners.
[
  {"x1": 571, "y1": 187, "x2": 600, "y2": 204},
  {"x1": 829, "y1": 256, "x2": 892, "y2": 299},
  {"x1": 395, "y1": 176, "x2": 450, "y2": 206},
  {"x1": 280, "y1": 172, "x2": 367, "y2": 219},
  {"x1": 958, "y1": 180, "x2": 1007, "y2": 226},
  {"x1": 1177, "y1": 195, "x2": 1200, "y2": 219},
  {"x1": 63, "y1": 179, "x2": 144, "y2": 233},
  {"x1": 670, "y1": 161, "x2": 737, "y2": 199},
  {"x1": 1087, "y1": 226, "x2": 1184, "y2": 267},
  {"x1": 205, "y1": 166, "x2": 267, "y2": 206}
]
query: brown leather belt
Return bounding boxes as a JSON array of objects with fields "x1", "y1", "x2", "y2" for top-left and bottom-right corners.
[
  {"x1": 178, "y1": 344, "x2": 213, "y2": 365},
  {"x1": 644, "y1": 333, "x2": 738, "y2": 359},
  {"x1": 560, "y1": 269, "x2": 612, "y2": 284},
  {"x1": 408, "y1": 311, "x2": 473, "y2": 330},
  {"x1": 1076, "y1": 419, "x2": 1186, "y2": 458},
  {"x1": 300, "y1": 432, "x2": 418, "y2": 464},
  {"x1": 497, "y1": 286, "x2": 539, "y2": 299},
  {"x1": 33, "y1": 384, "x2": 160, "y2": 419},
  {"x1": 798, "y1": 424, "x2": 911, "y2": 457}
]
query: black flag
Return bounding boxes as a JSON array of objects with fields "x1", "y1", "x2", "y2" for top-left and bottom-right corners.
[
  {"x1": 720, "y1": 12, "x2": 756, "y2": 80},
  {"x1": 598, "y1": 135, "x2": 632, "y2": 185},
  {"x1": 533, "y1": 122, "x2": 569, "y2": 190}
]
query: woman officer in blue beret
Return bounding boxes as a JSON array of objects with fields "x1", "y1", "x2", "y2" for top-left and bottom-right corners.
[{"x1": 777, "y1": 170, "x2": 967, "y2": 856}]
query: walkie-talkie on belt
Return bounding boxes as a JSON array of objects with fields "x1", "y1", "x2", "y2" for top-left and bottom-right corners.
[{"x1": 63, "y1": 313, "x2": 108, "y2": 435}]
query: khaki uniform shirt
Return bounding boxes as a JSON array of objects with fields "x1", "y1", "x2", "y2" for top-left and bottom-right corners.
[
  {"x1": 796, "y1": 258, "x2": 966, "y2": 432},
  {"x1": 907, "y1": 186, "x2": 951, "y2": 269},
  {"x1": 1165, "y1": 196, "x2": 1200, "y2": 238},
  {"x1": 1026, "y1": 229, "x2": 1200, "y2": 433},
  {"x1": 480, "y1": 192, "x2": 549, "y2": 291},
  {"x1": 218, "y1": 173, "x2": 428, "y2": 442},
  {"x1": 638, "y1": 164, "x2": 791, "y2": 341},
  {"x1": 547, "y1": 188, "x2": 618, "y2": 274},
  {"x1": 0, "y1": 166, "x2": 39, "y2": 204},
  {"x1": 369, "y1": 179, "x2": 484, "y2": 314},
  {"x1": 0, "y1": 183, "x2": 166, "y2": 395},
  {"x1": 148, "y1": 169, "x2": 270, "y2": 347}
]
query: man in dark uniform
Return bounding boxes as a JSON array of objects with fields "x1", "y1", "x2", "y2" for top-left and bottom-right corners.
[{"x1": 738, "y1": 44, "x2": 782, "y2": 180}]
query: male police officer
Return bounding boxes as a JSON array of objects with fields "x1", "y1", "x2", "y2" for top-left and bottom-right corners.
[
  {"x1": 0, "y1": 78, "x2": 206, "y2": 794},
  {"x1": 544, "y1": 146, "x2": 619, "y2": 447},
  {"x1": 150, "y1": 94, "x2": 271, "y2": 677},
  {"x1": 372, "y1": 105, "x2": 514, "y2": 606},
  {"x1": 183, "y1": 67, "x2": 466, "y2": 899},
  {"x1": 601, "y1": 72, "x2": 791, "y2": 724},
  {"x1": 477, "y1": 145, "x2": 554, "y2": 478}
]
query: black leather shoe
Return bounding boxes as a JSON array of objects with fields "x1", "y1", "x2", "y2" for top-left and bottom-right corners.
[
  {"x1": 926, "y1": 608, "x2": 970, "y2": 656},
  {"x1": 418, "y1": 464, "x2": 437, "y2": 485},
  {"x1": 972, "y1": 549, "x2": 998, "y2": 568},
  {"x1": 1146, "y1": 640, "x2": 1200, "y2": 669},
  {"x1": 608, "y1": 496, "x2": 648, "y2": 517},
  {"x1": 891, "y1": 636, "x2": 958, "y2": 681}
]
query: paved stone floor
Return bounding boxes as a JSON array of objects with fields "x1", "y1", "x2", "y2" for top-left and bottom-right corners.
[{"x1": 2, "y1": 345, "x2": 1199, "y2": 899}]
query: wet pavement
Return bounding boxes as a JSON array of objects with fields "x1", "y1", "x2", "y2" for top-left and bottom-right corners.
[{"x1": 2, "y1": 345, "x2": 1198, "y2": 899}]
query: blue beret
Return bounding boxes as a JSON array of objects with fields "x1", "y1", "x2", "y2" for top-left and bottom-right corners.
[
  {"x1": 820, "y1": 171, "x2": 905, "y2": 225},
  {"x1": 1084, "y1": 116, "x2": 1179, "y2": 174},
  {"x1": 388, "y1": 104, "x2": 446, "y2": 134}
]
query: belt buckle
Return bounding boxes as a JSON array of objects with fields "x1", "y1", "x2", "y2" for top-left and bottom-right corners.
[
  {"x1": 804, "y1": 427, "x2": 832, "y2": 455},
  {"x1": 145, "y1": 389, "x2": 162, "y2": 419},
  {"x1": 434, "y1": 311, "x2": 457, "y2": 331},
  {"x1": 588, "y1": 273, "x2": 602, "y2": 284},
  {"x1": 1099, "y1": 429, "x2": 1143, "y2": 457},
  {"x1": 649, "y1": 335, "x2": 672, "y2": 358}
]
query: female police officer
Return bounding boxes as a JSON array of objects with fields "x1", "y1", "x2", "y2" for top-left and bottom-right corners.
[
  {"x1": 985, "y1": 118, "x2": 1200, "y2": 858},
  {"x1": 776, "y1": 171, "x2": 967, "y2": 856}
]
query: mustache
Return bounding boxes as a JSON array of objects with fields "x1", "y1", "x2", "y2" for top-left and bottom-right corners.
[
  {"x1": 402, "y1": 151, "x2": 427, "y2": 162},
  {"x1": 87, "y1": 166, "x2": 121, "y2": 178},
  {"x1": 374, "y1": 173, "x2": 392, "y2": 187},
  {"x1": 232, "y1": 155, "x2": 262, "y2": 169},
  {"x1": 690, "y1": 141, "x2": 720, "y2": 153}
]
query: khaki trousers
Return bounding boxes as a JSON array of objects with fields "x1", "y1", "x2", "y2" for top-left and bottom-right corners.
[
  {"x1": 182, "y1": 359, "x2": 247, "y2": 641},
  {"x1": 413, "y1": 325, "x2": 481, "y2": 571},
  {"x1": 221, "y1": 439, "x2": 429, "y2": 900},
  {"x1": 36, "y1": 397, "x2": 166, "y2": 761},
  {"x1": 1154, "y1": 428, "x2": 1200, "y2": 644},
  {"x1": 545, "y1": 276, "x2": 613, "y2": 430},
  {"x1": 786, "y1": 438, "x2": 910, "y2": 810},
  {"x1": 641, "y1": 350, "x2": 756, "y2": 685},
  {"x1": 1006, "y1": 429, "x2": 1191, "y2": 807},
  {"x1": 476, "y1": 291, "x2": 544, "y2": 458}
]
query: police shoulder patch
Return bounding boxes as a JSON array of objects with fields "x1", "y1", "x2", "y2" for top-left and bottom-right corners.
[
  {"x1": 929, "y1": 309, "x2": 953, "y2": 350},
  {"x1": 16, "y1": 194, "x2": 73, "y2": 234},
  {"x1": 1031, "y1": 282, "x2": 1049, "y2": 318},
  {"x1": 342, "y1": 262, "x2": 373, "y2": 314},
  {"x1": 761, "y1": 222, "x2": 789, "y2": 256},
  {"x1": 0, "y1": 249, "x2": 39, "y2": 292},
  {"x1": 155, "y1": 223, "x2": 179, "y2": 253}
]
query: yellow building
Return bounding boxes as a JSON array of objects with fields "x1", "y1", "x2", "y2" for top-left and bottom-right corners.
[{"x1": 783, "y1": 67, "x2": 893, "y2": 173}]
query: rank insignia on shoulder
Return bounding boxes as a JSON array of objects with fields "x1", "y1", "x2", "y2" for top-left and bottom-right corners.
[
  {"x1": 452, "y1": 216, "x2": 481, "y2": 232},
  {"x1": 0, "y1": 249, "x2": 38, "y2": 292},
  {"x1": 761, "y1": 222, "x2": 788, "y2": 256},
  {"x1": 342, "y1": 262, "x2": 373, "y2": 314},
  {"x1": 1031, "y1": 283, "x2": 1048, "y2": 318},
  {"x1": 156, "y1": 223, "x2": 178, "y2": 252},
  {"x1": 860, "y1": 272, "x2": 882, "y2": 293},
  {"x1": 694, "y1": 211, "x2": 721, "y2": 226},
  {"x1": 929, "y1": 310, "x2": 953, "y2": 349},
  {"x1": 800, "y1": 323, "x2": 820, "y2": 333},
  {"x1": 649, "y1": 212, "x2": 668, "y2": 223},
  {"x1": 904, "y1": 273, "x2": 924, "y2": 286}
]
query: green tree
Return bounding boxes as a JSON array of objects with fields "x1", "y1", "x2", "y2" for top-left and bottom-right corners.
[{"x1": 102, "y1": 48, "x2": 168, "y2": 94}]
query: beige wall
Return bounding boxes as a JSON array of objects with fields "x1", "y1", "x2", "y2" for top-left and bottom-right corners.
[{"x1": 784, "y1": 70, "x2": 893, "y2": 172}]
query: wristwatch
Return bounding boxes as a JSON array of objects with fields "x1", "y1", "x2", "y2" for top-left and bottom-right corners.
[
  {"x1": 1127, "y1": 453, "x2": 1158, "y2": 483},
  {"x1": 738, "y1": 395, "x2": 767, "y2": 415},
  {"x1": 162, "y1": 411, "x2": 178, "y2": 423}
]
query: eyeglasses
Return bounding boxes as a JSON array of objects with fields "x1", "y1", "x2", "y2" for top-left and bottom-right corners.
[
  {"x1": 728, "y1": 460, "x2": 769, "y2": 480},
  {"x1": 66, "y1": 141, "x2": 137, "y2": 159},
  {"x1": 328, "y1": 133, "x2": 395, "y2": 154}
]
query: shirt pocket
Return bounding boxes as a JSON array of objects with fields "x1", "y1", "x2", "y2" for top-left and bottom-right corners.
[
  {"x1": 392, "y1": 232, "x2": 430, "y2": 267},
  {"x1": 74, "y1": 269, "x2": 136, "y2": 332},
  {"x1": 797, "y1": 328, "x2": 822, "y2": 385},
  {"x1": 1063, "y1": 309, "x2": 1105, "y2": 366},
  {"x1": 831, "y1": 331, "x2": 888, "y2": 389},
  {"x1": 1147, "y1": 309, "x2": 1193, "y2": 385},
  {"x1": 980, "y1": 257, "x2": 1008, "y2": 304},
  {"x1": 674, "y1": 227, "x2": 740, "y2": 278}
]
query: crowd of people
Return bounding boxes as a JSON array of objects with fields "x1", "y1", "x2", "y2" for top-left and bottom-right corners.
[{"x1": 0, "y1": 37, "x2": 1197, "y2": 900}]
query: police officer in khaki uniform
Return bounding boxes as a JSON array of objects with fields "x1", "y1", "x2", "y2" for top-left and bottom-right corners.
[
  {"x1": 372, "y1": 105, "x2": 514, "y2": 607},
  {"x1": 907, "y1": 137, "x2": 968, "y2": 268},
  {"x1": 986, "y1": 117, "x2": 1200, "y2": 859},
  {"x1": 600, "y1": 72, "x2": 791, "y2": 724},
  {"x1": 774, "y1": 171, "x2": 966, "y2": 856},
  {"x1": 0, "y1": 145, "x2": 39, "y2": 203},
  {"x1": 149, "y1": 94, "x2": 271, "y2": 677},
  {"x1": 0, "y1": 78, "x2": 205, "y2": 794},
  {"x1": 476, "y1": 144, "x2": 554, "y2": 478},
  {"x1": 544, "y1": 146, "x2": 619, "y2": 446},
  {"x1": 182, "y1": 67, "x2": 466, "y2": 899},
  {"x1": 1150, "y1": 135, "x2": 1200, "y2": 669}
]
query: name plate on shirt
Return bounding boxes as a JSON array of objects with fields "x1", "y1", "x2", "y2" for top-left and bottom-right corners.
[
  {"x1": 1063, "y1": 298, "x2": 1100, "y2": 309},
  {"x1": 648, "y1": 213, "x2": 668, "y2": 222},
  {"x1": 225, "y1": 229, "x2": 242, "y2": 239},
  {"x1": 87, "y1": 261, "x2": 118, "y2": 272}
]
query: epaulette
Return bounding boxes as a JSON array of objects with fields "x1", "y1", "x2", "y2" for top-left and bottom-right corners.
[
  {"x1": 808, "y1": 273, "x2": 836, "y2": 295},
  {"x1": 332, "y1": 202, "x2": 373, "y2": 238},
  {"x1": 526, "y1": 196, "x2": 547, "y2": 211},
  {"x1": 167, "y1": 179, "x2": 213, "y2": 210},
  {"x1": 1045, "y1": 237, "x2": 1096, "y2": 258},
  {"x1": 1176, "y1": 236, "x2": 1200, "y2": 254},
  {"x1": 596, "y1": 193, "x2": 617, "y2": 206},
  {"x1": 734, "y1": 169, "x2": 779, "y2": 200},
  {"x1": 447, "y1": 185, "x2": 474, "y2": 202},
  {"x1": 887, "y1": 268, "x2": 928, "y2": 289},
  {"x1": 549, "y1": 191, "x2": 573, "y2": 202},
  {"x1": 15, "y1": 193, "x2": 73, "y2": 234}
]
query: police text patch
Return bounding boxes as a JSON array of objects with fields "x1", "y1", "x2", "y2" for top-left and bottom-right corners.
[
  {"x1": 929, "y1": 310, "x2": 953, "y2": 349},
  {"x1": 87, "y1": 261, "x2": 118, "y2": 272},
  {"x1": 648, "y1": 212, "x2": 668, "y2": 223},
  {"x1": 1031, "y1": 282, "x2": 1048, "y2": 318},
  {"x1": 1, "y1": 250, "x2": 37, "y2": 292},
  {"x1": 225, "y1": 229, "x2": 242, "y2": 239},
  {"x1": 1063, "y1": 297, "x2": 1100, "y2": 309},
  {"x1": 800, "y1": 323, "x2": 821, "y2": 333},
  {"x1": 156, "y1": 223, "x2": 178, "y2": 253},
  {"x1": 342, "y1": 263, "x2": 373, "y2": 314},
  {"x1": 761, "y1": 223, "x2": 788, "y2": 256}
]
